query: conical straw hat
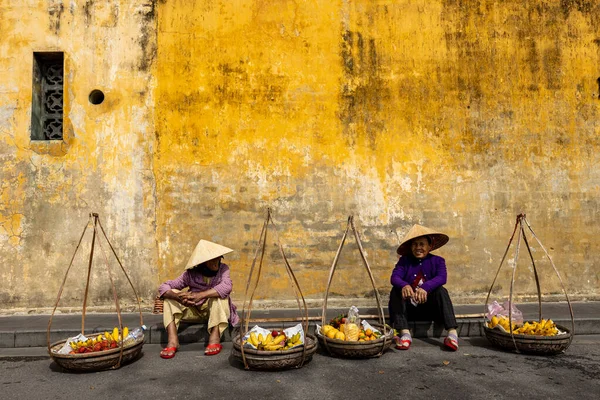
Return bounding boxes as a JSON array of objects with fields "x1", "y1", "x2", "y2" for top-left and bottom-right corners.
[
  {"x1": 185, "y1": 239, "x2": 234, "y2": 269},
  {"x1": 396, "y1": 224, "x2": 449, "y2": 256}
]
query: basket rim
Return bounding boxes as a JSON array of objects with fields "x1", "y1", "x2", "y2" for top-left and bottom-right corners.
[{"x1": 49, "y1": 338, "x2": 143, "y2": 360}]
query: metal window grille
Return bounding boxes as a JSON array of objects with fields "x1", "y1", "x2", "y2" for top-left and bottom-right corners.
[{"x1": 31, "y1": 52, "x2": 64, "y2": 141}]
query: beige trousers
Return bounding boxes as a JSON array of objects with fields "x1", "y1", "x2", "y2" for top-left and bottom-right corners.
[{"x1": 162, "y1": 289, "x2": 231, "y2": 337}]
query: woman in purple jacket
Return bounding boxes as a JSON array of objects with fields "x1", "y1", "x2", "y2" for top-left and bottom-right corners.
[
  {"x1": 158, "y1": 240, "x2": 239, "y2": 359},
  {"x1": 389, "y1": 224, "x2": 458, "y2": 351}
]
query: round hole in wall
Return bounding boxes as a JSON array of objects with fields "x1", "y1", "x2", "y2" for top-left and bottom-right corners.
[{"x1": 89, "y1": 89, "x2": 105, "y2": 105}]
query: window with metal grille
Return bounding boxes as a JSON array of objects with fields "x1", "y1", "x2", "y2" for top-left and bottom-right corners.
[{"x1": 31, "y1": 52, "x2": 64, "y2": 141}]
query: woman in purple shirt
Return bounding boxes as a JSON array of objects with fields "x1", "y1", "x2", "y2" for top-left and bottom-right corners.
[
  {"x1": 158, "y1": 240, "x2": 239, "y2": 359},
  {"x1": 389, "y1": 224, "x2": 458, "y2": 351}
]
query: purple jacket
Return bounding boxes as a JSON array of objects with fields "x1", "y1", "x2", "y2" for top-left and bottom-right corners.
[
  {"x1": 158, "y1": 263, "x2": 239, "y2": 326},
  {"x1": 390, "y1": 254, "x2": 447, "y2": 293}
]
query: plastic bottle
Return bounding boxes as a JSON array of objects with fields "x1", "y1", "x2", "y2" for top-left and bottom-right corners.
[{"x1": 124, "y1": 325, "x2": 147, "y2": 345}]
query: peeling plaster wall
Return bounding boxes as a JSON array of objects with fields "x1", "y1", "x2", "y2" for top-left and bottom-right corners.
[
  {"x1": 153, "y1": 0, "x2": 600, "y2": 308},
  {"x1": 0, "y1": 0, "x2": 158, "y2": 312},
  {"x1": 1, "y1": 0, "x2": 599, "y2": 313}
]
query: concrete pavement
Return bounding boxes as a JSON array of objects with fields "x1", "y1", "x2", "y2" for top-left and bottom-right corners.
[{"x1": 2, "y1": 335, "x2": 600, "y2": 400}]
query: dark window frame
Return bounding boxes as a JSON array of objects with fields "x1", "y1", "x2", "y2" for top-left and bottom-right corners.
[{"x1": 31, "y1": 52, "x2": 64, "y2": 141}]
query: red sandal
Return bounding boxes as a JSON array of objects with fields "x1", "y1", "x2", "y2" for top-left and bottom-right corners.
[
  {"x1": 160, "y1": 346, "x2": 178, "y2": 359},
  {"x1": 205, "y1": 343, "x2": 222, "y2": 356},
  {"x1": 394, "y1": 334, "x2": 412, "y2": 350},
  {"x1": 444, "y1": 333, "x2": 458, "y2": 351}
]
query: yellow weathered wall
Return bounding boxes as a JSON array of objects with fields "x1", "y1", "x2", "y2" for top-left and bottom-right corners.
[
  {"x1": 1, "y1": 0, "x2": 599, "y2": 313},
  {"x1": 0, "y1": 0, "x2": 158, "y2": 312}
]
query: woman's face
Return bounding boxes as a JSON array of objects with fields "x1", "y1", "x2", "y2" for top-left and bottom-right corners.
[
  {"x1": 205, "y1": 258, "x2": 221, "y2": 272},
  {"x1": 411, "y1": 237, "x2": 432, "y2": 259}
]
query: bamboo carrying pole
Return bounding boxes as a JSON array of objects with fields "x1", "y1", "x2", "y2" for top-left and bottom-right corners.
[
  {"x1": 484, "y1": 213, "x2": 575, "y2": 353},
  {"x1": 320, "y1": 216, "x2": 389, "y2": 356},
  {"x1": 239, "y1": 208, "x2": 309, "y2": 369},
  {"x1": 47, "y1": 213, "x2": 144, "y2": 369}
]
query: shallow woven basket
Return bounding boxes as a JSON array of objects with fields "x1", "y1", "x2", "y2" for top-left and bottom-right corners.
[
  {"x1": 316, "y1": 323, "x2": 394, "y2": 359},
  {"x1": 231, "y1": 333, "x2": 318, "y2": 370},
  {"x1": 49, "y1": 338, "x2": 144, "y2": 372},
  {"x1": 483, "y1": 323, "x2": 572, "y2": 356}
]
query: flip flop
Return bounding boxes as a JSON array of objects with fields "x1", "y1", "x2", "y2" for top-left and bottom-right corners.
[
  {"x1": 205, "y1": 343, "x2": 222, "y2": 356},
  {"x1": 444, "y1": 333, "x2": 459, "y2": 351},
  {"x1": 394, "y1": 334, "x2": 412, "y2": 350},
  {"x1": 160, "y1": 346, "x2": 178, "y2": 359}
]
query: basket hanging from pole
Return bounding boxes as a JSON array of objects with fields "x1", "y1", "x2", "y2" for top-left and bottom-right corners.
[
  {"x1": 483, "y1": 213, "x2": 574, "y2": 355},
  {"x1": 317, "y1": 215, "x2": 393, "y2": 358},
  {"x1": 233, "y1": 208, "x2": 317, "y2": 370},
  {"x1": 46, "y1": 213, "x2": 145, "y2": 371}
]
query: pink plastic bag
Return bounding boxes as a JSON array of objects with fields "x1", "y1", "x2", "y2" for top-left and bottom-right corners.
[{"x1": 486, "y1": 300, "x2": 523, "y2": 325}]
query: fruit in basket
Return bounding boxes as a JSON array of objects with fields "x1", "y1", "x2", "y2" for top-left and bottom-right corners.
[
  {"x1": 335, "y1": 331, "x2": 346, "y2": 341},
  {"x1": 249, "y1": 332, "x2": 259, "y2": 347},
  {"x1": 513, "y1": 319, "x2": 560, "y2": 336},
  {"x1": 329, "y1": 314, "x2": 347, "y2": 329},
  {"x1": 487, "y1": 315, "x2": 517, "y2": 331},
  {"x1": 345, "y1": 323, "x2": 359, "y2": 341},
  {"x1": 322, "y1": 325, "x2": 334, "y2": 337},
  {"x1": 326, "y1": 328, "x2": 338, "y2": 339}
]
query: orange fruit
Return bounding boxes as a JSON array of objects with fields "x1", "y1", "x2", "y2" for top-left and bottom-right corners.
[
  {"x1": 326, "y1": 329, "x2": 337, "y2": 339},
  {"x1": 365, "y1": 329, "x2": 373, "y2": 337}
]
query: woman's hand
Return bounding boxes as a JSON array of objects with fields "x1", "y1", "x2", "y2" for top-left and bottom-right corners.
[
  {"x1": 401, "y1": 285, "x2": 415, "y2": 299},
  {"x1": 180, "y1": 291, "x2": 204, "y2": 306},
  {"x1": 414, "y1": 287, "x2": 428, "y2": 304}
]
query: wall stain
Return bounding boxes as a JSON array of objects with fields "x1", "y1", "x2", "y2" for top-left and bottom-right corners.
[
  {"x1": 136, "y1": 0, "x2": 158, "y2": 71},
  {"x1": 338, "y1": 30, "x2": 388, "y2": 150},
  {"x1": 48, "y1": 2, "x2": 64, "y2": 34}
]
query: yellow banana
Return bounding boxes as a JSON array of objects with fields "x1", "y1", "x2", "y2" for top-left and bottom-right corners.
[
  {"x1": 112, "y1": 327, "x2": 119, "y2": 341},
  {"x1": 249, "y1": 332, "x2": 258, "y2": 347},
  {"x1": 258, "y1": 333, "x2": 264, "y2": 344},
  {"x1": 123, "y1": 327, "x2": 129, "y2": 338},
  {"x1": 264, "y1": 333, "x2": 273, "y2": 345},
  {"x1": 263, "y1": 344, "x2": 284, "y2": 351},
  {"x1": 273, "y1": 335, "x2": 286, "y2": 345}
]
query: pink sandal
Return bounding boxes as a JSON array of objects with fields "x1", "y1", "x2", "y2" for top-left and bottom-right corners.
[
  {"x1": 394, "y1": 334, "x2": 412, "y2": 350},
  {"x1": 444, "y1": 333, "x2": 458, "y2": 351}
]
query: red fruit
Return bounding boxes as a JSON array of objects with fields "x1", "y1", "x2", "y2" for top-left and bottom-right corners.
[
  {"x1": 271, "y1": 330, "x2": 279, "y2": 337},
  {"x1": 341, "y1": 318, "x2": 347, "y2": 324},
  {"x1": 77, "y1": 347, "x2": 86, "y2": 353},
  {"x1": 110, "y1": 342, "x2": 118, "y2": 348},
  {"x1": 93, "y1": 343, "x2": 102, "y2": 352}
]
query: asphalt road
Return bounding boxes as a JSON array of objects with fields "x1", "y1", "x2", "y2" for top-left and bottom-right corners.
[{"x1": 2, "y1": 336, "x2": 600, "y2": 400}]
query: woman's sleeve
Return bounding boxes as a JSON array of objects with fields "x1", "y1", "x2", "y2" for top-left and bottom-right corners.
[
  {"x1": 390, "y1": 259, "x2": 410, "y2": 289},
  {"x1": 158, "y1": 271, "x2": 189, "y2": 297},
  {"x1": 212, "y1": 265, "x2": 233, "y2": 298},
  {"x1": 420, "y1": 257, "x2": 447, "y2": 293}
]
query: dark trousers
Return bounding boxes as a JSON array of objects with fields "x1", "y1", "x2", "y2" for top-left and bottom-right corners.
[{"x1": 388, "y1": 286, "x2": 458, "y2": 331}]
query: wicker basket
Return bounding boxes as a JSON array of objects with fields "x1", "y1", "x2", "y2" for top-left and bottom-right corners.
[
  {"x1": 49, "y1": 338, "x2": 144, "y2": 372},
  {"x1": 47, "y1": 213, "x2": 146, "y2": 371},
  {"x1": 231, "y1": 333, "x2": 318, "y2": 371},
  {"x1": 483, "y1": 324, "x2": 572, "y2": 355},
  {"x1": 316, "y1": 323, "x2": 394, "y2": 358},
  {"x1": 483, "y1": 214, "x2": 575, "y2": 356}
]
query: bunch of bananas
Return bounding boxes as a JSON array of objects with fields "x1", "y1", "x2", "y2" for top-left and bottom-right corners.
[
  {"x1": 245, "y1": 331, "x2": 302, "y2": 351},
  {"x1": 513, "y1": 319, "x2": 560, "y2": 336}
]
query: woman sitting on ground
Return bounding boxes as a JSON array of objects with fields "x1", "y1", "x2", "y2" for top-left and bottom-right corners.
[
  {"x1": 158, "y1": 239, "x2": 239, "y2": 359},
  {"x1": 388, "y1": 224, "x2": 459, "y2": 351}
]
